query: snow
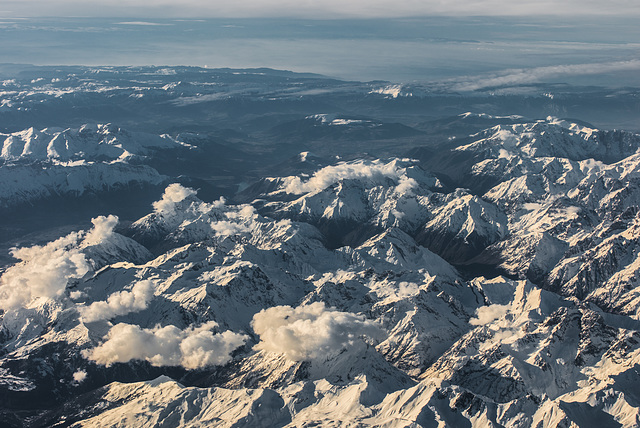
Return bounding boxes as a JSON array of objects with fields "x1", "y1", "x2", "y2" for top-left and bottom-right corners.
[
  {"x1": 3, "y1": 172, "x2": 640, "y2": 426},
  {"x1": 2, "y1": 99, "x2": 640, "y2": 427},
  {"x1": 369, "y1": 84, "x2": 409, "y2": 98},
  {"x1": 305, "y1": 113, "x2": 378, "y2": 126},
  {"x1": 0, "y1": 123, "x2": 187, "y2": 163}
]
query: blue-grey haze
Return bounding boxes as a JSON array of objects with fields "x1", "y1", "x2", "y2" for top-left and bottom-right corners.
[{"x1": 0, "y1": 16, "x2": 639, "y2": 86}]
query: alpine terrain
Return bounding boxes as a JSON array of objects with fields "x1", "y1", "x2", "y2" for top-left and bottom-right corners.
[{"x1": 1, "y1": 65, "x2": 640, "y2": 427}]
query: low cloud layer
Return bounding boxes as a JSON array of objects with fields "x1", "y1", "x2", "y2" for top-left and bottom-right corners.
[
  {"x1": 251, "y1": 302, "x2": 384, "y2": 361},
  {"x1": 85, "y1": 321, "x2": 248, "y2": 369},
  {"x1": 80, "y1": 280, "x2": 155, "y2": 322}
]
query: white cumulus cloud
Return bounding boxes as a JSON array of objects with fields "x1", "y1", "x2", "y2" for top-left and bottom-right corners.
[
  {"x1": 152, "y1": 183, "x2": 197, "y2": 214},
  {"x1": 72, "y1": 370, "x2": 87, "y2": 384},
  {"x1": 281, "y1": 160, "x2": 410, "y2": 195},
  {"x1": 83, "y1": 214, "x2": 118, "y2": 246},
  {"x1": 0, "y1": 215, "x2": 125, "y2": 311},
  {"x1": 211, "y1": 220, "x2": 251, "y2": 237},
  {"x1": 79, "y1": 280, "x2": 155, "y2": 322},
  {"x1": 84, "y1": 321, "x2": 248, "y2": 369},
  {"x1": 469, "y1": 304, "x2": 510, "y2": 326},
  {"x1": 394, "y1": 176, "x2": 418, "y2": 196},
  {"x1": 251, "y1": 302, "x2": 384, "y2": 361},
  {"x1": 0, "y1": 233, "x2": 89, "y2": 311}
]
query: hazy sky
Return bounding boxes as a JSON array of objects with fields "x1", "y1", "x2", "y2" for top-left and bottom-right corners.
[{"x1": 2, "y1": 0, "x2": 640, "y2": 18}]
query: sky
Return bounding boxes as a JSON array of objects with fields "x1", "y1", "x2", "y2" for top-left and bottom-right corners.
[
  {"x1": 0, "y1": 2, "x2": 638, "y2": 87},
  {"x1": 0, "y1": 15, "x2": 638, "y2": 85},
  {"x1": 2, "y1": 0, "x2": 640, "y2": 18}
]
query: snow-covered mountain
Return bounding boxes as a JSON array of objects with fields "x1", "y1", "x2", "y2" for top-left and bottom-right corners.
[
  {"x1": 3, "y1": 167, "x2": 640, "y2": 426},
  {"x1": 2, "y1": 66, "x2": 640, "y2": 427},
  {"x1": 1, "y1": 124, "x2": 187, "y2": 163},
  {"x1": 457, "y1": 117, "x2": 640, "y2": 163},
  {"x1": 0, "y1": 124, "x2": 190, "y2": 209}
]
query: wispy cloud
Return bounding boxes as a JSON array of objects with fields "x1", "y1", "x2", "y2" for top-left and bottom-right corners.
[
  {"x1": 447, "y1": 59, "x2": 640, "y2": 91},
  {"x1": 115, "y1": 21, "x2": 173, "y2": 26}
]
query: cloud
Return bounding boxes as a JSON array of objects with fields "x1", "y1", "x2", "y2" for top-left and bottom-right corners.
[
  {"x1": 180, "y1": 329, "x2": 248, "y2": 369},
  {"x1": 152, "y1": 183, "x2": 197, "y2": 214},
  {"x1": 281, "y1": 159, "x2": 411, "y2": 195},
  {"x1": 72, "y1": 370, "x2": 87, "y2": 384},
  {"x1": 84, "y1": 321, "x2": 248, "y2": 369},
  {"x1": 251, "y1": 302, "x2": 384, "y2": 361},
  {"x1": 396, "y1": 281, "x2": 420, "y2": 298},
  {"x1": 469, "y1": 304, "x2": 510, "y2": 326},
  {"x1": 211, "y1": 220, "x2": 251, "y2": 237},
  {"x1": 449, "y1": 60, "x2": 640, "y2": 92},
  {"x1": 83, "y1": 215, "x2": 118, "y2": 246},
  {"x1": 0, "y1": 215, "x2": 127, "y2": 312},
  {"x1": 394, "y1": 176, "x2": 418, "y2": 196},
  {"x1": 115, "y1": 21, "x2": 174, "y2": 26},
  {"x1": 0, "y1": 232, "x2": 89, "y2": 311},
  {"x1": 225, "y1": 205, "x2": 256, "y2": 220},
  {"x1": 79, "y1": 280, "x2": 155, "y2": 322}
]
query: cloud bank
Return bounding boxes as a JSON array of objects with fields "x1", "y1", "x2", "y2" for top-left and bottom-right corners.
[
  {"x1": 251, "y1": 302, "x2": 384, "y2": 361},
  {"x1": 79, "y1": 280, "x2": 155, "y2": 322},
  {"x1": 85, "y1": 321, "x2": 248, "y2": 369}
]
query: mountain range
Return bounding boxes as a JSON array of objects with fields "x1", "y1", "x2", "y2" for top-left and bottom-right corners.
[{"x1": 1, "y1": 65, "x2": 640, "y2": 427}]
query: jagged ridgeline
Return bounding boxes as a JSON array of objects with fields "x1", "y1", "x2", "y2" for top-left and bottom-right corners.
[{"x1": 1, "y1": 66, "x2": 640, "y2": 427}]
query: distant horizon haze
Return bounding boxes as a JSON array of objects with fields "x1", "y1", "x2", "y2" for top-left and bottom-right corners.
[
  {"x1": 0, "y1": 16, "x2": 639, "y2": 87},
  {"x1": 2, "y1": 0, "x2": 640, "y2": 18}
]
